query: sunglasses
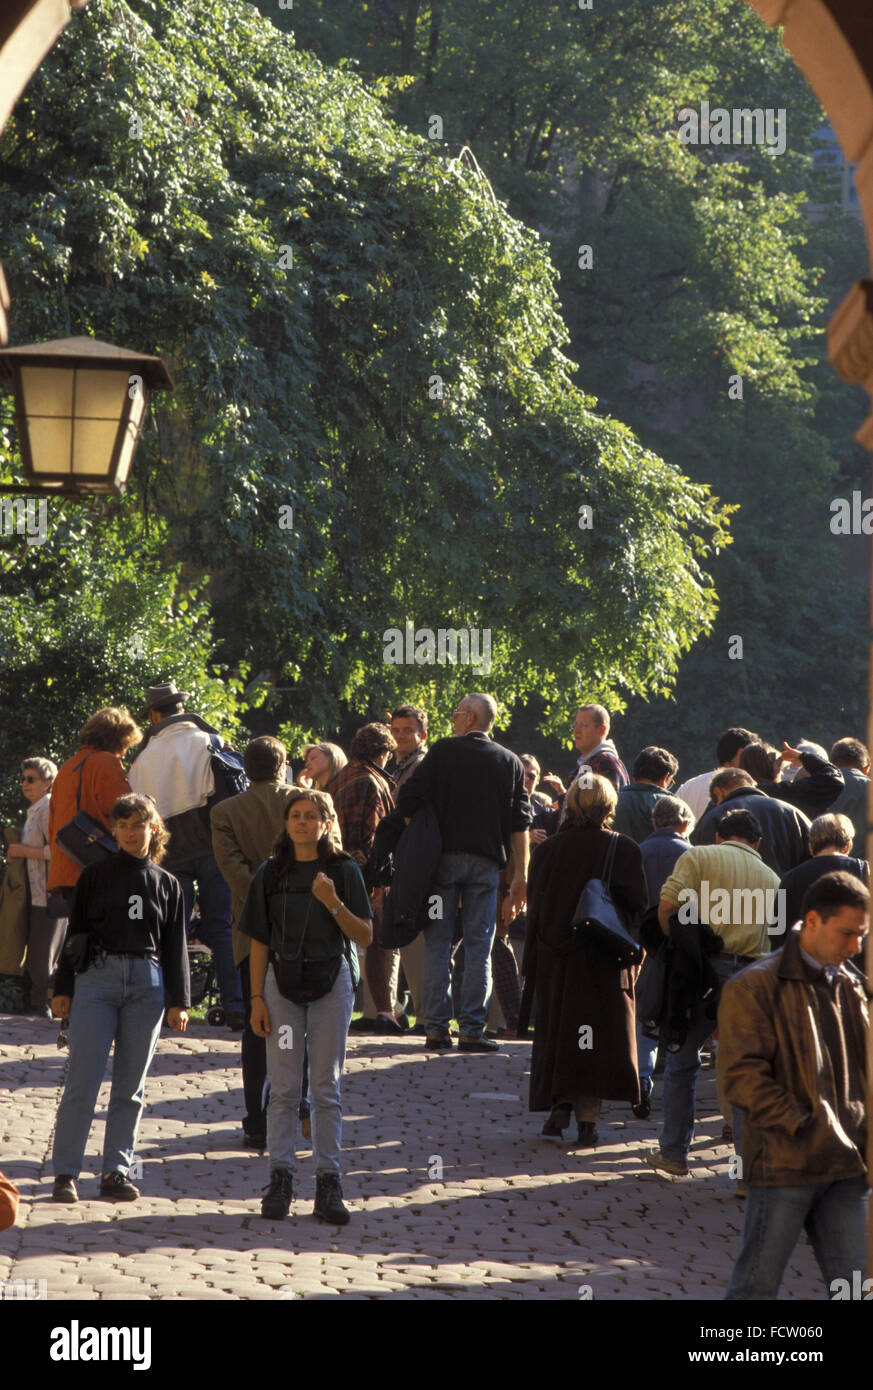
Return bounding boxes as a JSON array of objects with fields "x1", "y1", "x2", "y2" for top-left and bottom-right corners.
[{"x1": 21, "y1": 775, "x2": 40, "y2": 784}]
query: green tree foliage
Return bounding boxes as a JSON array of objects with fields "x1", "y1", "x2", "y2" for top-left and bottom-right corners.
[
  {"x1": 279, "y1": 0, "x2": 870, "y2": 772},
  {"x1": 0, "y1": 495, "x2": 245, "y2": 822},
  {"x1": 0, "y1": 0, "x2": 730, "y2": 781}
]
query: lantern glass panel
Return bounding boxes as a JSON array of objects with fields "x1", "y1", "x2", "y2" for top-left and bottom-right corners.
[
  {"x1": 75, "y1": 368, "x2": 130, "y2": 421},
  {"x1": 19, "y1": 365, "x2": 74, "y2": 418},
  {"x1": 72, "y1": 419, "x2": 122, "y2": 475},
  {"x1": 115, "y1": 389, "x2": 147, "y2": 488},
  {"x1": 27, "y1": 417, "x2": 73, "y2": 473}
]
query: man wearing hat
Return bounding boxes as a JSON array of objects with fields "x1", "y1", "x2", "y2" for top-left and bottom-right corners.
[{"x1": 128, "y1": 682, "x2": 245, "y2": 1027}]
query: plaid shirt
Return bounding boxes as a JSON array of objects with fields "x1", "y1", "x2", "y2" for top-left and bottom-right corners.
[
  {"x1": 329, "y1": 760, "x2": 395, "y2": 862},
  {"x1": 389, "y1": 745, "x2": 428, "y2": 791}
]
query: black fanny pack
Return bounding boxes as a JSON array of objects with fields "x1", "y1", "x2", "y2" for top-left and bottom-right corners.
[
  {"x1": 271, "y1": 952, "x2": 343, "y2": 1005},
  {"x1": 61, "y1": 931, "x2": 92, "y2": 975},
  {"x1": 270, "y1": 876, "x2": 345, "y2": 1005}
]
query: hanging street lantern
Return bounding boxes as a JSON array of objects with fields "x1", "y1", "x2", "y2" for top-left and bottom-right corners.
[{"x1": 0, "y1": 335, "x2": 174, "y2": 496}]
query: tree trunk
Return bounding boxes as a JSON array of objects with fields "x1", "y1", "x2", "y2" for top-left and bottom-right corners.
[
  {"x1": 400, "y1": 0, "x2": 420, "y2": 74},
  {"x1": 424, "y1": 0, "x2": 442, "y2": 84}
]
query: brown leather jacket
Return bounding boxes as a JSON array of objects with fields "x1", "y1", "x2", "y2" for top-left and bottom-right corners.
[{"x1": 717, "y1": 928, "x2": 868, "y2": 1187}]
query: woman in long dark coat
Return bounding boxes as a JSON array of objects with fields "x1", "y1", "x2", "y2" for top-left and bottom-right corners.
[{"x1": 519, "y1": 774, "x2": 647, "y2": 1147}]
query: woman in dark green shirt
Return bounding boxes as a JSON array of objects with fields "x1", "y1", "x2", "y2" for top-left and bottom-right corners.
[{"x1": 238, "y1": 787, "x2": 372, "y2": 1224}]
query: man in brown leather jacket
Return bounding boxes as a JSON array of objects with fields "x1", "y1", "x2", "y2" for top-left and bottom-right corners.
[{"x1": 718, "y1": 871, "x2": 869, "y2": 1300}]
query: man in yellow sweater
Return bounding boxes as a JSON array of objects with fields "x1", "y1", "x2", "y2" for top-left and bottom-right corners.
[{"x1": 647, "y1": 808, "x2": 780, "y2": 1177}]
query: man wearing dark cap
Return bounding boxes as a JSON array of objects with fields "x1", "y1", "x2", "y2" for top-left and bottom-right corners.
[
  {"x1": 647, "y1": 808, "x2": 781, "y2": 1177},
  {"x1": 128, "y1": 682, "x2": 245, "y2": 1027}
]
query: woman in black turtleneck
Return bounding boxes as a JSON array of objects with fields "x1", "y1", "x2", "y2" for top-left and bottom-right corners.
[{"x1": 49, "y1": 794, "x2": 190, "y2": 1204}]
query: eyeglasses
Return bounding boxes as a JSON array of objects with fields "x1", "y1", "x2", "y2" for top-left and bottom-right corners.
[{"x1": 21, "y1": 775, "x2": 39, "y2": 784}]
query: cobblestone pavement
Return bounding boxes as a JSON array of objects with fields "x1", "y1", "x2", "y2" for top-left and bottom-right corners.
[{"x1": 0, "y1": 1013, "x2": 824, "y2": 1301}]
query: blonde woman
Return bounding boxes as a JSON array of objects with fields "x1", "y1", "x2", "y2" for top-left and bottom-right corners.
[
  {"x1": 297, "y1": 742, "x2": 347, "y2": 792},
  {"x1": 50, "y1": 794, "x2": 190, "y2": 1204},
  {"x1": 519, "y1": 774, "x2": 647, "y2": 1147}
]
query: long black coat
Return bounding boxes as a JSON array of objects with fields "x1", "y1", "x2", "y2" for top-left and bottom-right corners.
[{"x1": 521, "y1": 823, "x2": 648, "y2": 1110}]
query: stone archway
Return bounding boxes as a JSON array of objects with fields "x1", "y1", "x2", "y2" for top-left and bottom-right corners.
[
  {"x1": 1, "y1": 0, "x2": 871, "y2": 1286},
  {"x1": 0, "y1": 2, "x2": 90, "y2": 345},
  {"x1": 747, "y1": 2, "x2": 873, "y2": 439},
  {"x1": 747, "y1": 0, "x2": 873, "y2": 1278}
]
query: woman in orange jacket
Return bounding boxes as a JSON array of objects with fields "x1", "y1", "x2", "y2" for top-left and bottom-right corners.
[{"x1": 47, "y1": 708, "x2": 141, "y2": 910}]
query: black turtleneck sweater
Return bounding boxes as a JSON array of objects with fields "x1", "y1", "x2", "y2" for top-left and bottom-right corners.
[{"x1": 55, "y1": 850, "x2": 190, "y2": 1007}]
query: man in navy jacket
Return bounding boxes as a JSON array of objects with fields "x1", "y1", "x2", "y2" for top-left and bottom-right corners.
[
  {"x1": 397, "y1": 693, "x2": 531, "y2": 1053},
  {"x1": 692, "y1": 769, "x2": 810, "y2": 877}
]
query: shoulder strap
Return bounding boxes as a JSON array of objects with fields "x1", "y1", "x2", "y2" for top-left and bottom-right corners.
[
  {"x1": 72, "y1": 754, "x2": 92, "y2": 812},
  {"x1": 603, "y1": 831, "x2": 619, "y2": 889}
]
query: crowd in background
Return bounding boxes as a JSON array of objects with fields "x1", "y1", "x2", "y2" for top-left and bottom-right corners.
[{"x1": 1, "y1": 687, "x2": 869, "y2": 1295}]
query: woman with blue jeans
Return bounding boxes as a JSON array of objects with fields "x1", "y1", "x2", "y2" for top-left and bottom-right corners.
[
  {"x1": 50, "y1": 795, "x2": 189, "y2": 1203},
  {"x1": 239, "y1": 788, "x2": 372, "y2": 1225}
]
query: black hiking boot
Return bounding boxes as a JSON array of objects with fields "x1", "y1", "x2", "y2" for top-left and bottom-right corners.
[
  {"x1": 260, "y1": 1168, "x2": 294, "y2": 1219},
  {"x1": 313, "y1": 1172, "x2": 350, "y2": 1225}
]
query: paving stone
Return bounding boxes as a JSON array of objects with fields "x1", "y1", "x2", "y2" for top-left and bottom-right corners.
[{"x1": 0, "y1": 1016, "x2": 824, "y2": 1301}]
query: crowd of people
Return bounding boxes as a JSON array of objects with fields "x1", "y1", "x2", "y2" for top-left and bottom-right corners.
[{"x1": 2, "y1": 685, "x2": 869, "y2": 1298}]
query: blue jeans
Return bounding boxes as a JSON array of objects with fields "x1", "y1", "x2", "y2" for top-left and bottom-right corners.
[
  {"x1": 659, "y1": 955, "x2": 743, "y2": 1162},
  {"x1": 423, "y1": 851, "x2": 500, "y2": 1037},
  {"x1": 726, "y1": 1176, "x2": 868, "y2": 1299},
  {"x1": 52, "y1": 953, "x2": 165, "y2": 1178},
  {"x1": 637, "y1": 1024, "x2": 657, "y2": 1085},
  {"x1": 263, "y1": 959, "x2": 354, "y2": 1175},
  {"x1": 174, "y1": 853, "x2": 243, "y2": 1015}
]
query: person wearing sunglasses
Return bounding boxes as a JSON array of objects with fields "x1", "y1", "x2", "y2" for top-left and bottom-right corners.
[{"x1": 6, "y1": 759, "x2": 65, "y2": 1017}]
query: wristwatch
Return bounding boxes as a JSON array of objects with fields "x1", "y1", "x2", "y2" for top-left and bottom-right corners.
[{"x1": 329, "y1": 901, "x2": 342, "y2": 916}]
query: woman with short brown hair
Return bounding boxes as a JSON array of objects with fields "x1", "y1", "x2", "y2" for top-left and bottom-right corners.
[
  {"x1": 78, "y1": 708, "x2": 141, "y2": 755},
  {"x1": 47, "y1": 707, "x2": 142, "y2": 905}
]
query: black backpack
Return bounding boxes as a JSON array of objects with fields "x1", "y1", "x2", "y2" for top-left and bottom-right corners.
[{"x1": 207, "y1": 732, "x2": 247, "y2": 803}]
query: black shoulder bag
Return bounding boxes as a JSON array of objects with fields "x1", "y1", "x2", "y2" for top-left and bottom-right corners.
[
  {"x1": 569, "y1": 831, "x2": 643, "y2": 967},
  {"x1": 270, "y1": 873, "x2": 345, "y2": 1005},
  {"x1": 55, "y1": 755, "x2": 118, "y2": 868}
]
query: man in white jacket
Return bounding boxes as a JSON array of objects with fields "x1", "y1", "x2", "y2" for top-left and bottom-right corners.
[
  {"x1": 675, "y1": 726, "x2": 759, "y2": 822},
  {"x1": 129, "y1": 682, "x2": 244, "y2": 1028}
]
